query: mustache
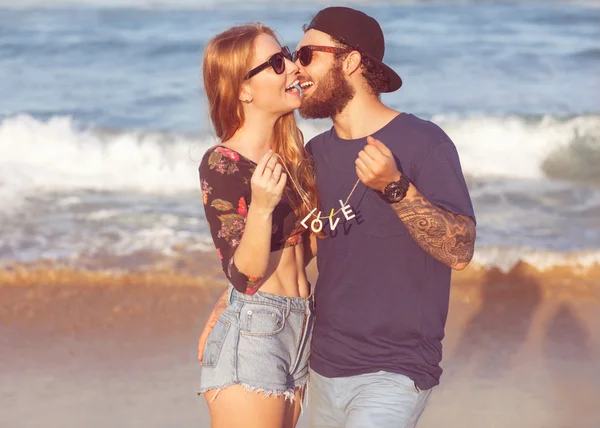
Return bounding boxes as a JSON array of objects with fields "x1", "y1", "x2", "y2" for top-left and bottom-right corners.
[{"x1": 296, "y1": 75, "x2": 312, "y2": 84}]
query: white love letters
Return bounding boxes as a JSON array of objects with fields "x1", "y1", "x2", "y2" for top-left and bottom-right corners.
[{"x1": 301, "y1": 200, "x2": 355, "y2": 233}]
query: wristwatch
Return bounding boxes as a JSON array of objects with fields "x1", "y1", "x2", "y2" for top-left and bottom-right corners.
[{"x1": 379, "y1": 174, "x2": 411, "y2": 203}]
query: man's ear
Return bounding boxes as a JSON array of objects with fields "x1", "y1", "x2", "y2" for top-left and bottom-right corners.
[
  {"x1": 344, "y1": 50, "x2": 362, "y2": 75},
  {"x1": 239, "y1": 83, "x2": 253, "y2": 103}
]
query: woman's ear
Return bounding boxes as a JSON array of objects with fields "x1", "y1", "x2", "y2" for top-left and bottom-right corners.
[{"x1": 239, "y1": 83, "x2": 253, "y2": 103}]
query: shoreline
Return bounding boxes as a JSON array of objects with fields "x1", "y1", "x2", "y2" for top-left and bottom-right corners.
[
  {"x1": 2, "y1": 254, "x2": 598, "y2": 291},
  {"x1": 2, "y1": 258, "x2": 599, "y2": 427}
]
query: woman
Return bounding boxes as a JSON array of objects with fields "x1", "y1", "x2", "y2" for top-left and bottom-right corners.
[{"x1": 197, "y1": 24, "x2": 319, "y2": 428}]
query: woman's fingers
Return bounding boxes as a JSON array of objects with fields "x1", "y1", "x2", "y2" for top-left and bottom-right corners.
[
  {"x1": 275, "y1": 172, "x2": 287, "y2": 195},
  {"x1": 270, "y1": 163, "x2": 283, "y2": 182},
  {"x1": 254, "y1": 150, "x2": 273, "y2": 177},
  {"x1": 250, "y1": 151, "x2": 287, "y2": 209},
  {"x1": 262, "y1": 155, "x2": 279, "y2": 179}
]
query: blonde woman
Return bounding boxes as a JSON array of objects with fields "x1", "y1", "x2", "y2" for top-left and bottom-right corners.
[{"x1": 197, "y1": 24, "x2": 318, "y2": 428}]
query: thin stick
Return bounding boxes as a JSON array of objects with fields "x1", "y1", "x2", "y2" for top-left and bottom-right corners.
[{"x1": 273, "y1": 153, "x2": 361, "y2": 220}]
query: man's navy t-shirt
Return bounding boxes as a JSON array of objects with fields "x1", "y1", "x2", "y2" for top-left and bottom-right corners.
[{"x1": 306, "y1": 113, "x2": 475, "y2": 390}]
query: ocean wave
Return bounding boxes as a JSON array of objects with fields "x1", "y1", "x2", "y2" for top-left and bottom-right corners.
[
  {"x1": 0, "y1": 0, "x2": 370, "y2": 9},
  {"x1": 1, "y1": 243, "x2": 598, "y2": 274},
  {"x1": 432, "y1": 113, "x2": 600, "y2": 184},
  {"x1": 0, "y1": 114, "x2": 210, "y2": 211},
  {"x1": 1, "y1": 113, "x2": 599, "y2": 211},
  {"x1": 0, "y1": 0, "x2": 419, "y2": 10},
  {"x1": 473, "y1": 246, "x2": 600, "y2": 272},
  {"x1": 3, "y1": 0, "x2": 600, "y2": 9},
  {"x1": 541, "y1": 130, "x2": 600, "y2": 186},
  {"x1": 570, "y1": 48, "x2": 600, "y2": 61}
]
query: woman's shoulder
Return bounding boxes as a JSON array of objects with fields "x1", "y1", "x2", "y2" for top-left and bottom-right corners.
[
  {"x1": 200, "y1": 144, "x2": 253, "y2": 176},
  {"x1": 199, "y1": 145, "x2": 254, "y2": 197}
]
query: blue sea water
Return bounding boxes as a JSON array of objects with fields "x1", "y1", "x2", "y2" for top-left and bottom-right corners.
[{"x1": 1, "y1": 0, "x2": 599, "y2": 269}]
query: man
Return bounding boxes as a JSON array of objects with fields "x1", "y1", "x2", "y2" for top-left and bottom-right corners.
[{"x1": 199, "y1": 7, "x2": 476, "y2": 427}]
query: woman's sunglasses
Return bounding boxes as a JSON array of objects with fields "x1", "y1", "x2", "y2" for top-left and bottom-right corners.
[
  {"x1": 244, "y1": 46, "x2": 293, "y2": 80},
  {"x1": 292, "y1": 45, "x2": 350, "y2": 67}
]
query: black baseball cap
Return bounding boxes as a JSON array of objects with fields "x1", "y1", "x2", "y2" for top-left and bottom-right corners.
[{"x1": 305, "y1": 6, "x2": 402, "y2": 92}]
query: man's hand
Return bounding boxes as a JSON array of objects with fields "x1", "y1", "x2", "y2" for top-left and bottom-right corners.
[
  {"x1": 355, "y1": 135, "x2": 476, "y2": 270},
  {"x1": 355, "y1": 136, "x2": 401, "y2": 192},
  {"x1": 198, "y1": 290, "x2": 229, "y2": 364}
]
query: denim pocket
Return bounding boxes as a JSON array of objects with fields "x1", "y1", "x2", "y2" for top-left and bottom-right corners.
[
  {"x1": 240, "y1": 304, "x2": 285, "y2": 337},
  {"x1": 202, "y1": 319, "x2": 231, "y2": 367}
]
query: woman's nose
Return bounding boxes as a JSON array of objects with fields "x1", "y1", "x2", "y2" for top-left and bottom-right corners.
[{"x1": 285, "y1": 58, "x2": 299, "y2": 74}]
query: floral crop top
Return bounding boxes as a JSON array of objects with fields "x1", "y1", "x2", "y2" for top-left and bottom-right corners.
[{"x1": 199, "y1": 145, "x2": 304, "y2": 295}]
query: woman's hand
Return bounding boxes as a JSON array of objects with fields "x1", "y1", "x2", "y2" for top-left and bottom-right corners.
[
  {"x1": 250, "y1": 150, "x2": 287, "y2": 213},
  {"x1": 198, "y1": 289, "x2": 228, "y2": 364}
]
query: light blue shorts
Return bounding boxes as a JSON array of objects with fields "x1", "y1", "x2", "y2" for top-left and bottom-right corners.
[
  {"x1": 310, "y1": 369, "x2": 433, "y2": 428},
  {"x1": 198, "y1": 285, "x2": 314, "y2": 401}
]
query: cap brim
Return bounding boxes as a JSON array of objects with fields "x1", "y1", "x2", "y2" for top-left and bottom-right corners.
[{"x1": 378, "y1": 61, "x2": 402, "y2": 92}]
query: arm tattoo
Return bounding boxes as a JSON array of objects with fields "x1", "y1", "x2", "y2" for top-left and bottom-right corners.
[{"x1": 391, "y1": 191, "x2": 476, "y2": 268}]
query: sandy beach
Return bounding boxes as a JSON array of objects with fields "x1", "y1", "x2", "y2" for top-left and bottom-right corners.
[{"x1": 2, "y1": 256, "x2": 599, "y2": 428}]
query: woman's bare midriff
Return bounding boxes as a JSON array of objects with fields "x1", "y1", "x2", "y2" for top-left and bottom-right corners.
[{"x1": 255, "y1": 242, "x2": 311, "y2": 298}]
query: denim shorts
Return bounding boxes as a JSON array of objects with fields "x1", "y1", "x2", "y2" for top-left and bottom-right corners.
[
  {"x1": 310, "y1": 370, "x2": 432, "y2": 428},
  {"x1": 198, "y1": 285, "x2": 314, "y2": 401}
]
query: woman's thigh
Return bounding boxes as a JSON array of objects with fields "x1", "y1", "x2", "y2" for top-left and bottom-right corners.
[
  {"x1": 206, "y1": 385, "x2": 302, "y2": 428},
  {"x1": 283, "y1": 387, "x2": 306, "y2": 428}
]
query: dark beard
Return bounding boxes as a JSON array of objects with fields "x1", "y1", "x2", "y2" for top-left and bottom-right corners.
[{"x1": 299, "y1": 62, "x2": 355, "y2": 119}]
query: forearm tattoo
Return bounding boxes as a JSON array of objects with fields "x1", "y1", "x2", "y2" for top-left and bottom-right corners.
[{"x1": 391, "y1": 192, "x2": 475, "y2": 268}]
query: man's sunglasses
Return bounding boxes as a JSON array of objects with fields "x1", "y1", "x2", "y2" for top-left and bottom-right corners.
[
  {"x1": 244, "y1": 46, "x2": 293, "y2": 80},
  {"x1": 292, "y1": 45, "x2": 350, "y2": 67}
]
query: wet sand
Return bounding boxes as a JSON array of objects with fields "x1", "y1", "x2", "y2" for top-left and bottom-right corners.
[{"x1": 1, "y1": 258, "x2": 599, "y2": 428}]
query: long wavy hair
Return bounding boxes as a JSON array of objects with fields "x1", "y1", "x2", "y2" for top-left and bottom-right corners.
[{"x1": 202, "y1": 23, "x2": 320, "y2": 227}]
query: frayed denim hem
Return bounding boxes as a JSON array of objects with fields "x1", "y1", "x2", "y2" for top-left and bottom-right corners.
[{"x1": 197, "y1": 376, "x2": 309, "y2": 412}]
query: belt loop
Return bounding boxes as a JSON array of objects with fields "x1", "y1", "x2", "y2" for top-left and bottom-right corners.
[
  {"x1": 286, "y1": 299, "x2": 291, "y2": 318},
  {"x1": 227, "y1": 284, "x2": 234, "y2": 306}
]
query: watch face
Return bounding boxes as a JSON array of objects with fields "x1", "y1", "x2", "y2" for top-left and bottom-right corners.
[
  {"x1": 385, "y1": 183, "x2": 406, "y2": 202},
  {"x1": 391, "y1": 186, "x2": 404, "y2": 199}
]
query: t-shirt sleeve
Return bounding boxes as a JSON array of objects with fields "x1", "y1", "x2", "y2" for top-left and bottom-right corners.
[
  {"x1": 199, "y1": 148, "x2": 265, "y2": 294},
  {"x1": 305, "y1": 139, "x2": 313, "y2": 157},
  {"x1": 413, "y1": 135, "x2": 476, "y2": 224}
]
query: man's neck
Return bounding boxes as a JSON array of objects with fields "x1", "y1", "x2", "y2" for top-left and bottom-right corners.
[{"x1": 332, "y1": 92, "x2": 401, "y2": 140}]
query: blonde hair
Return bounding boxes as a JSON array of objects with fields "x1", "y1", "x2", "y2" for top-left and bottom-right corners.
[{"x1": 202, "y1": 23, "x2": 320, "y2": 224}]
